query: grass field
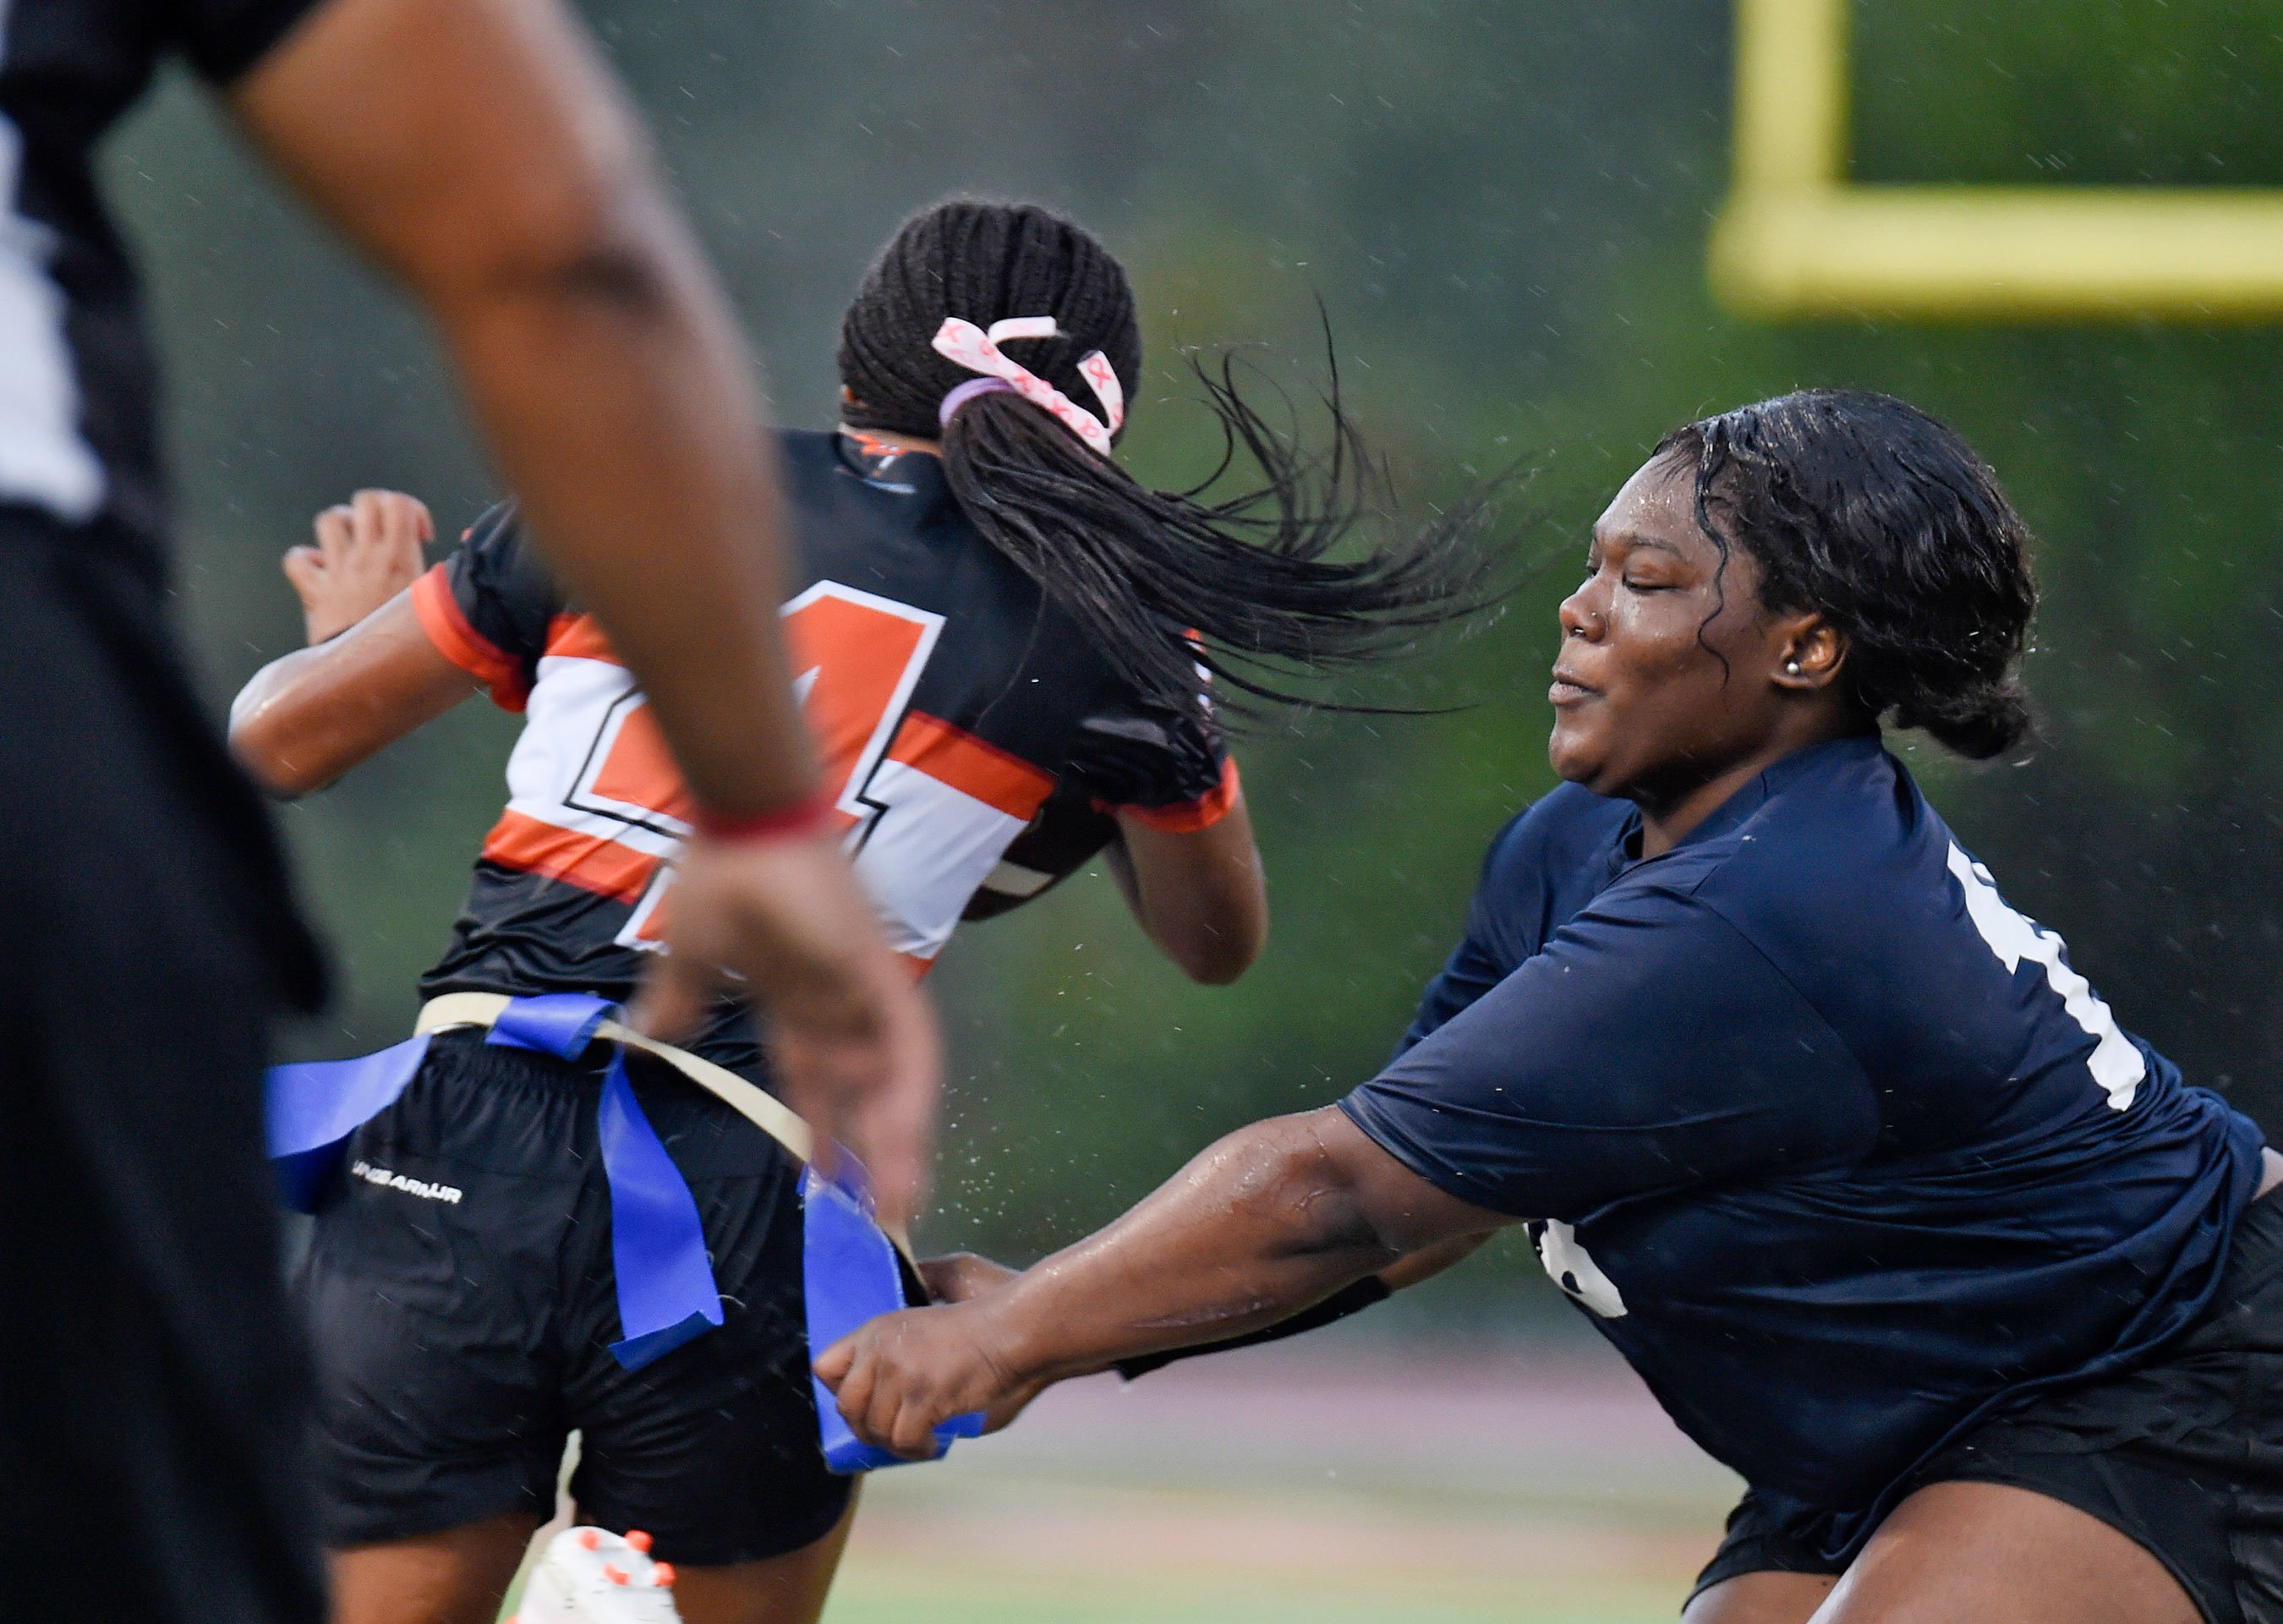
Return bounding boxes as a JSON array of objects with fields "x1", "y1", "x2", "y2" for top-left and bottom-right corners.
[{"x1": 815, "y1": 1342, "x2": 1737, "y2": 1624}]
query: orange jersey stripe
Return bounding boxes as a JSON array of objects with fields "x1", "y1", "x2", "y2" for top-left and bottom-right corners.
[
  {"x1": 885, "y1": 711, "x2": 1055, "y2": 823},
  {"x1": 481, "y1": 808, "x2": 659, "y2": 905},
  {"x1": 411, "y1": 565, "x2": 529, "y2": 710},
  {"x1": 545, "y1": 611, "x2": 621, "y2": 665},
  {"x1": 1103, "y1": 756, "x2": 1241, "y2": 834},
  {"x1": 587, "y1": 703, "x2": 696, "y2": 827}
]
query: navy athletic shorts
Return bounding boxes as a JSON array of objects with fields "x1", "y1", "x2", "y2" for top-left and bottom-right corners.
[
  {"x1": 301, "y1": 1027, "x2": 851, "y2": 1566},
  {"x1": 1694, "y1": 1184, "x2": 2283, "y2": 1624}
]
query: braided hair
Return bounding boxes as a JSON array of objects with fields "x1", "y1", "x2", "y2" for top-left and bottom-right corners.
[{"x1": 837, "y1": 200, "x2": 1492, "y2": 719}]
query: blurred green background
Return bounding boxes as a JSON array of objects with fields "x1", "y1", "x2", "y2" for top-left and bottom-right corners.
[{"x1": 111, "y1": 1, "x2": 2283, "y2": 1318}]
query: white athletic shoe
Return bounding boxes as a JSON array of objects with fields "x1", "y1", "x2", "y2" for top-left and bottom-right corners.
[{"x1": 510, "y1": 1527, "x2": 682, "y2": 1624}]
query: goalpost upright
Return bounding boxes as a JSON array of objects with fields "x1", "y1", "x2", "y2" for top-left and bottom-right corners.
[{"x1": 1711, "y1": 0, "x2": 2283, "y2": 320}]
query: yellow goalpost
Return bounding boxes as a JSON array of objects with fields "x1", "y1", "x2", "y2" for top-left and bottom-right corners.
[{"x1": 1710, "y1": 0, "x2": 2283, "y2": 320}]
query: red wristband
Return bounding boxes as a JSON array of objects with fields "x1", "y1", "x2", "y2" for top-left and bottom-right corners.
[{"x1": 691, "y1": 787, "x2": 836, "y2": 844}]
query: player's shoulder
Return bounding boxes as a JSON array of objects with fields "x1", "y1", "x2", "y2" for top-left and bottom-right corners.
[
  {"x1": 775, "y1": 427, "x2": 1020, "y2": 605},
  {"x1": 1661, "y1": 735, "x2": 1928, "y2": 954},
  {"x1": 1443, "y1": 782, "x2": 1639, "y2": 957},
  {"x1": 452, "y1": 499, "x2": 561, "y2": 603},
  {"x1": 775, "y1": 426, "x2": 851, "y2": 483},
  {"x1": 459, "y1": 497, "x2": 523, "y2": 556},
  {"x1": 778, "y1": 426, "x2": 953, "y2": 514},
  {"x1": 1712, "y1": 735, "x2": 1912, "y2": 883}
]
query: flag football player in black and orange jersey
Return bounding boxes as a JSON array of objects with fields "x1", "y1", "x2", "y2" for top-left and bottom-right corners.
[{"x1": 229, "y1": 200, "x2": 1487, "y2": 1624}]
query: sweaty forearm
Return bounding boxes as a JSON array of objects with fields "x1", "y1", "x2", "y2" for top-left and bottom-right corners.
[
  {"x1": 993, "y1": 1111, "x2": 1406, "y2": 1383},
  {"x1": 1111, "y1": 1275, "x2": 1393, "y2": 1379},
  {"x1": 1109, "y1": 1229, "x2": 1487, "y2": 1378},
  {"x1": 228, "y1": 595, "x2": 474, "y2": 796}
]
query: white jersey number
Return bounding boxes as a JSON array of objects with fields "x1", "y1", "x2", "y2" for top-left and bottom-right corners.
[
  {"x1": 1947, "y1": 844, "x2": 2143, "y2": 1111},
  {"x1": 1527, "y1": 1219, "x2": 1628, "y2": 1318}
]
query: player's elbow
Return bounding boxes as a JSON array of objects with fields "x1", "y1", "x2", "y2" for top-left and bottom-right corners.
[
  {"x1": 232, "y1": 730, "x2": 326, "y2": 799},
  {"x1": 495, "y1": 219, "x2": 680, "y2": 322},
  {"x1": 228, "y1": 693, "x2": 328, "y2": 799},
  {"x1": 1156, "y1": 877, "x2": 1268, "y2": 985},
  {"x1": 1205, "y1": 1110, "x2": 1394, "y2": 1260},
  {"x1": 1167, "y1": 916, "x2": 1266, "y2": 986}
]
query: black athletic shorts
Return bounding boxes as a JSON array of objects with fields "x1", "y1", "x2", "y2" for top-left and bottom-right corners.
[
  {"x1": 303, "y1": 1027, "x2": 852, "y2": 1566},
  {"x1": 0, "y1": 508, "x2": 328, "y2": 1623},
  {"x1": 1694, "y1": 1184, "x2": 2283, "y2": 1624}
]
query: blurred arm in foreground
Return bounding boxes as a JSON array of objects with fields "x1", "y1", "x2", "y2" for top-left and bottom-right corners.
[{"x1": 227, "y1": 0, "x2": 938, "y2": 1218}]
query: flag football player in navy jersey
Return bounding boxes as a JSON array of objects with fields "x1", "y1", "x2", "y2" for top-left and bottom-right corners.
[
  {"x1": 229, "y1": 200, "x2": 1487, "y2": 1624},
  {"x1": 823, "y1": 389, "x2": 2283, "y2": 1624}
]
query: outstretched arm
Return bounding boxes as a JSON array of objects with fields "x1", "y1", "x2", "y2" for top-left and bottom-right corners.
[
  {"x1": 818, "y1": 1106, "x2": 1508, "y2": 1458},
  {"x1": 225, "y1": 0, "x2": 939, "y2": 1222}
]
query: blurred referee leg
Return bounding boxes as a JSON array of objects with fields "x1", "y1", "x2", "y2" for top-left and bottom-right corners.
[
  {"x1": 0, "y1": 513, "x2": 326, "y2": 1621},
  {"x1": 0, "y1": 0, "x2": 933, "y2": 1609}
]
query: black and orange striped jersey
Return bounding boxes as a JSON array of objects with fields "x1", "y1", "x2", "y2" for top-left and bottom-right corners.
[{"x1": 409, "y1": 429, "x2": 1236, "y2": 1067}]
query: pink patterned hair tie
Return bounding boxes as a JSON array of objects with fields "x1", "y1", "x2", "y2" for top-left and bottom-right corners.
[{"x1": 931, "y1": 315, "x2": 1126, "y2": 457}]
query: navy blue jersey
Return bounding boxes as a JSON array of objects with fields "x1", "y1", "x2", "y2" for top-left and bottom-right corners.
[{"x1": 1341, "y1": 735, "x2": 2264, "y2": 1550}]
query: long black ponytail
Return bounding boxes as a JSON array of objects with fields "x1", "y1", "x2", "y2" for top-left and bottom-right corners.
[{"x1": 836, "y1": 200, "x2": 1493, "y2": 719}]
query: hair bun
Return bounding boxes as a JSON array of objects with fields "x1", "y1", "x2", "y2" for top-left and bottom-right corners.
[
  {"x1": 1895, "y1": 680, "x2": 2034, "y2": 761},
  {"x1": 1654, "y1": 389, "x2": 2039, "y2": 764}
]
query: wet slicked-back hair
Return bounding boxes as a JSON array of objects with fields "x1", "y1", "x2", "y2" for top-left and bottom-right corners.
[
  {"x1": 1655, "y1": 388, "x2": 2038, "y2": 759},
  {"x1": 837, "y1": 199, "x2": 1490, "y2": 719}
]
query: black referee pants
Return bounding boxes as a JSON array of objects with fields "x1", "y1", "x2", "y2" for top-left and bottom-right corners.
[{"x1": 0, "y1": 508, "x2": 326, "y2": 1622}]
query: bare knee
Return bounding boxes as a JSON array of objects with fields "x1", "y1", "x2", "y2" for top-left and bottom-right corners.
[{"x1": 330, "y1": 1510, "x2": 543, "y2": 1624}]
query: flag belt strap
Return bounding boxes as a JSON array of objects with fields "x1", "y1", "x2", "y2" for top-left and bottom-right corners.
[
  {"x1": 413, "y1": 992, "x2": 918, "y2": 1261},
  {"x1": 417, "y1": 992, "x2": 813, "y2": 1164}
]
